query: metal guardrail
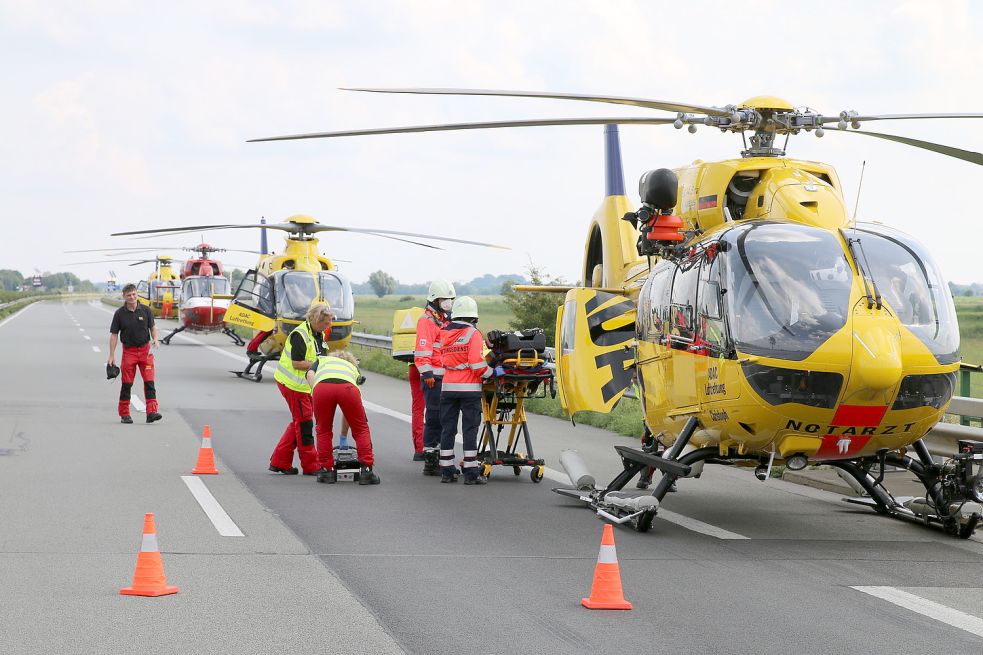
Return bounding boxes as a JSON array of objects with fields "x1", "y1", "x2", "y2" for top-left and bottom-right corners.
[{"x1": 0, "y1": 296, "x2": 45, "y2": 312}]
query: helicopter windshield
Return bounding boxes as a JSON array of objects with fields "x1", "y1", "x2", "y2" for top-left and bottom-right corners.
[
  {"x1": 847, "y1": 223, "x2": 959, "y2": 364},
  {"x1": 318, "y1": 272, "x2": 354, "y2": 321},
  {"x1": 724, "y1": 222, "x2": 853, "y2": 361},
  {"x1": 275, "y1": 271, "x2": 319, "y2": 320},
  {"x1": 182, "y1": 276, "x2": 230, "y2": 299},
  {"x1": 150, "y1": 279, "x2": 180, "y2": 302}
]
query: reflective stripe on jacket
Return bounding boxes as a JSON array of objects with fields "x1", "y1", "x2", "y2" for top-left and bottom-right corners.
[
  {"x1": 414, "y1": 306, "x2": 448, "y2": 377},
  {"x1": 274, "y1": 322, "x2": 318, "y2": 392},
  {"x1": 312, "y1": 356, "x2": 360, "y2": 387},
  {"x1": 439, "y1": 321, "x2": 491, "y2": 394}
]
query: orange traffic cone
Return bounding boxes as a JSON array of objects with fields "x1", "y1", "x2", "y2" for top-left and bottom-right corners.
[
  {"x1": 191, "y1": 424, "x2": 218, "y2": 474},
  {"x1": 581, "y1": 524, "x2": 632, "y2": 610},
  {"x1": 120, "y1": 513, "x2": 180, "y2": 597}
]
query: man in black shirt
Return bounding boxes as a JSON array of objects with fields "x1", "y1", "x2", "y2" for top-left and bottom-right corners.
[{"x1": 109, "y1": 283, "x2": 162, "y2": 424}]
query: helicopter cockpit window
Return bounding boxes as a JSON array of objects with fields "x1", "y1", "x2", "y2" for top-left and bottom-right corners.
[
  {"x1": 275, "y1": 271, "x2": 319, "y2": 320},
  {"x1": 697, "y1": 253, "x2": 727, "y2": 355},
  {"x1": 850, "y1": 223, "x2": 959, "y2": 364},
  {"x1": 639, "y1": 265, "x2": 673, "y2": 343},
  {"x1": 183, "y1": 276, "x2": 230, "y2": 299},
  {"x1": 669, "y1": 258, "x2": 701, "y2": 349},
  {"x1": 150, "y1": 279, "x2": 180, "y2": 302},
  {"x1": 233, "y1": 270, "x2": 275, "y2": 316},
  {"x1": 136, "y1": 280, "x2": 150, "y2": 299},
  {"x1": 318, "y1": 272, "x2": 354, "y2": 321},
  {"x1": 724, "y1": 222, "x2": 852, "y2": 361}
]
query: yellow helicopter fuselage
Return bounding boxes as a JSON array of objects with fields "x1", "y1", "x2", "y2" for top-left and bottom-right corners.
[
  {"x1": 137, "y1": 261, "x2": 181, "y2": 319},
  {"x1": 223, "y1": 223, "x2": 355, "y2": 354},
  {"x1": 556, "y1": 155, "x2": 960, "y2": 466}
]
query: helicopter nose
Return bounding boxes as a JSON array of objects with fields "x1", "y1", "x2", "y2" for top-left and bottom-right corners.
[{"x1": 850, "y1": 314, "x2": 903, "y2": 392}]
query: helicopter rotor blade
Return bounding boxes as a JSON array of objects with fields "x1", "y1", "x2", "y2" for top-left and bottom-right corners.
[
  {"x1": 311, "y1": 225, "x2": 509, "y2": 250},
  {"x1": 111, "y1": 224, "x2": 260, "y2": 237},
  {"x1": 826, "y1": 126, "x2": 983, "y2": 166},
  {"x1": 829, "y1": 112, "x2": 983, "y2": 123},
  {"x1": 248, "y1": 117, "x2": 677, "y2": 142},
  {"x1": 340, "y1": 87, "x2": 732, "y2": 118}
]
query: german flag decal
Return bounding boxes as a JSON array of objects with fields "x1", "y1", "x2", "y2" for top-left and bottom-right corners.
[{"x1": 698, "y1": 195, "x2": 718, "y2": 210}]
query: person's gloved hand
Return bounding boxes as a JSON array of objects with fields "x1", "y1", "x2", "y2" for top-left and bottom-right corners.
[
  {"x1": 494, "y1": 366, "x2": 505, "y2": 378},
  {"x1": 423, "y1": 376, "x2": 435, "y2": 389}
]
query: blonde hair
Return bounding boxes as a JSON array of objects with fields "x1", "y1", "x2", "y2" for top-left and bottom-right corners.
[
  {"x1": 328, "y1": 349, "x2": 359, "y2": 366},
  {"x1": 307, "y1": 302, "x2": 334, "y2": 325}
]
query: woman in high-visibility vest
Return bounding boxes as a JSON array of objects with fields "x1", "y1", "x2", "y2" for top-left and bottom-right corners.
[
  {"x1": 269, "y1": 303, "x2": 330, "y2": 475},
  {"x1": 307, "y1": 350, "x2": 380, "y2": 485}
]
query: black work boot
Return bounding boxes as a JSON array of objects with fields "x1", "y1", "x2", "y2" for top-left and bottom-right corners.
[
  {"x1": 440, "y1": 467, "x2": 459, "y2": 483},
  {"x1": 463, "y1": 474, "x2": 487, "y2": 486},
  {"x1": 317, "y1": 468, "x2": 337, "y2": 484},
  {"x1": 269, "y1": 464, "x2": 299, "y2": 475},
  {"x1": 636, "y1": 467, "x2": 653, "y2": 490},
  {"x1": 146, "y1": 412, "x2": 163, "y2": 423},
  {"x1": 358, "y1": 466, "x2": 381, "y2": 485},
  {"x1": 120, "y1": 416, "x2": 133, "y2": 424},
  {"x1": 422, "y1": 449, "x2": 439, "y2": 476}
]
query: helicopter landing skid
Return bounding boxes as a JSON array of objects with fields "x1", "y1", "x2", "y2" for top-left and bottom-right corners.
[
  {"x1": 231, "y1": 353, "x2": 275, "y2": 383},
  {"x1": 223, "y1": 327, "x2": 246, "y2": 347},
  {"x1": 160, "y1": 325, "x2": 185, "y2": 345},
  {"x1": 827, "y1": 442, "x2": 981, "y2": 539},
  {"x1": 552, "y1": 417, "x2": 702, "y2": 533}
]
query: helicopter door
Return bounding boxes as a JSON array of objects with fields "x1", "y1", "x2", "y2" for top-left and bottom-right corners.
[
  {"x1": 136, "y1": 279, "x2": 150, "y2": 302},
  {"x1": 554, "y1": 288, "x2": 636, "y2": 415},
  {"x1": 226, "y1": 270, "x2": 276, "y2": 332}
]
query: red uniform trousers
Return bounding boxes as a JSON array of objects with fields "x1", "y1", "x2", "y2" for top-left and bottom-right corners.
[
  {"x1": 408, "y1": 364, "x2": 425, "y2": 453},
  {"x1": 313, "y1": 382, "x2": 375, "y2": 470},
  {"x1": 271, "y1": 382, "x2": 320, "y2": 474},
  {"x1": 118, "y1": 344, "x2": 159, "y2": 417}
]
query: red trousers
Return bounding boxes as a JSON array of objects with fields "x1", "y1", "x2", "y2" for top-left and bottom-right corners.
[
  {"x1": 118, "y1": 344, "x2": 158, "y2": 417},
  {"x1": 271, "y1": 382, "x2": 320, "y2": 474},
  {"x1": 408, "y1": 364, "x2": 424, "y2": 452},
  {"x1": 313, "y1": 382, "x2": 374, "y2": 469}
]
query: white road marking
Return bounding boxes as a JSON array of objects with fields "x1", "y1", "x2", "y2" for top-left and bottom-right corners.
[
  {"x1": 91, "y1": 346, "x2": 100, "y2": 353},
  {"x1": 852, "y1": 586, "x2": 983, "y2": 638},
  {"x1": 180, "y1": 476, "x2": 244, "y2": 537},
  {"x1": 130, "y1": 395, "x2": 145, "y2": 413},
  {"x1": 363, "y1": 400, "x2": 749, "y2": 540},
  {"x1": 0, "y1": 301, "x2": 38, "y2": 330},
  {"x1": 78, "y1": 327, "x2": 85, "y2": 332},
  {"x1": 84, "y1": 335, "x2": 91, "y2": 341}
]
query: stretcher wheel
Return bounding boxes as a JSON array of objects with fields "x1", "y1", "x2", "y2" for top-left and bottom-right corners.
[
  {"x1": 513, "y1": 466, "x2": 521, "y2": 476},
  {"x1": 634, "y1": 508, "x2": 656, "y2": 533},
  {"x1": 481, "y1": 463, "x2": 493, "y2": 478},
  {"x1": 530, "y1": 465, "x2": 544, "y2": 483}
]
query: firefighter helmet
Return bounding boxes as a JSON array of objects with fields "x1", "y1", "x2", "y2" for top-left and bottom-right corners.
[
  {"x1": 427, "y1": 279, "x2": 456, "y2": 302},
  {"x1": 451, "y1": 296, "x2": 479, "y2": 320}
]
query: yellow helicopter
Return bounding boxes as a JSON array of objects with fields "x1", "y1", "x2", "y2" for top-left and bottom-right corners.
[
  {"x1": 112, "y1": 215, "x2": 508, "y2": 381},
  {"x1": 251, "y1": 88, "x2": 983, "y2": 538},
  {"x1": 66, "y1": 253, "x2": 182, "y2": 318}
]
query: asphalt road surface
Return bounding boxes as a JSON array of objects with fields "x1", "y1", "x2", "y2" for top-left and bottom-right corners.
[{"x1": 3, "y1": 299, "x2": 983, "y2": 654}]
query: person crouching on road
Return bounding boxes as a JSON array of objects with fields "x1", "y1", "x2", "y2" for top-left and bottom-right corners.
[
  {"x1": 437, "y1": 296, "x2": 493, "y2": 484},
  {"x1": 307, "y1": 351, "x2": 380, "y2": 485},
  {"x1": 415, "y1": 279, "x2": 455, "y2": 476},
  {"x1": 270, "y1": 303, "x2": 330, "y2": 476},
  {"x1": 108, "y1": 283, "x2": 162, "y2": 424}
]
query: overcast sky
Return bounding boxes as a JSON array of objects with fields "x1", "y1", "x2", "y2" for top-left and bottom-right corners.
[{"x1": 3, "y1": 0, "x2": 982, "y2": 288}]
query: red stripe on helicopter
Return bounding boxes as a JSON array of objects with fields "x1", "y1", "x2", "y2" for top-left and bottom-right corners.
[
  {"x1": 830, "y1": 404, "x2": 888, "y2": 427},
  {"x1": 698, "y1": 195, "x2": 718, "y2": 210}
]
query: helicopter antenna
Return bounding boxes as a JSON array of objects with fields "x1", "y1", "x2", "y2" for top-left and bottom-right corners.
[{"x1": 852, "y1": 160, "x2": 866, "y2": 226}]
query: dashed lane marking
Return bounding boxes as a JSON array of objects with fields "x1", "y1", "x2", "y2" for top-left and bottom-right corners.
[
  {"x1": 852, "y1": 586, "x2": 983, "y2": 638},
  {"x1": 84, "y1": 335, "x2": 91, "y2": 341},
  {"x1": 181, "y1": 476, "x2": 245, "y2": 537},
  {"x1": 130, "y1": 395, "x2": 145, "y2": 413},
  {"x1": 91, "y1": 346, "x2": 101, "y2": 353}
]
